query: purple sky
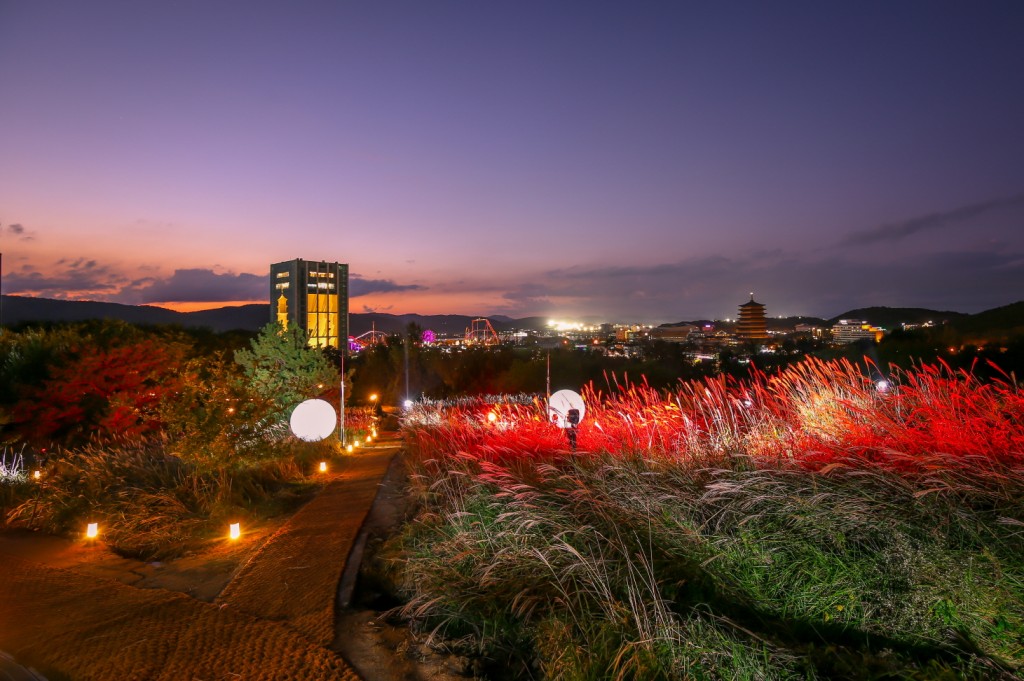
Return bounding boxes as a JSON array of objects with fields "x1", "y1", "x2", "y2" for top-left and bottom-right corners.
[{"x1": 2, "y1": 1, "x2": 1023, "y2": 322}]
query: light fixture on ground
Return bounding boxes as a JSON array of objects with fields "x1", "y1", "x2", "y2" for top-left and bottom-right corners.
[
  {"x1": 319, "y1": 461, "x2": 328, "y2": 473},
  {"x1": 86, "y1": 522, "x2": 98, "y2": 539},
  {"x1": 229, "y1": 523, "x2": 241, "y2": 540}
]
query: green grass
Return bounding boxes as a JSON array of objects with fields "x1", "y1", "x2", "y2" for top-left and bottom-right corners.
[{"x1": 386, "y1": 447, "x2": 1024, "y2": 680}]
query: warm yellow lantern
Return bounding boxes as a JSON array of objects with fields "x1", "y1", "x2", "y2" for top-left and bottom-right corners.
[
  {"x1": 319, "y1": 461, "x2": 328, "y2": 473},
  {"x1": 347, "y1": 444, "x2": 354, "y2": 453},
  {"x1": 32, "y1": 470, "x2": 41, "y2": 480},
  {"x1": 229, "y1": 523, "x2": 241, "y2": 540},
  {"x1": 86, "y1": 522, "x2": 99, "y2": 539}
]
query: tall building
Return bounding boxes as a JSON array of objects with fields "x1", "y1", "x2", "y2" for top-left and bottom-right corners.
[
  {"x1": 270, "y1": 259, "x2": 349, "y2": 350},
  {"x1": 831, "y1": 319, "x2": 885, "y2": 344},
  {"x1": 736, "y1": 294, "x2": 769, "y2": 342}
]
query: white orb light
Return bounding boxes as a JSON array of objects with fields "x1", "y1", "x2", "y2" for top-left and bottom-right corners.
[
  {"x1": 548, "y1": 389, "x2": 585, "y2": 429},
  {"x1": 290, "y1": 399, "x2": 338, "y2": 442}
]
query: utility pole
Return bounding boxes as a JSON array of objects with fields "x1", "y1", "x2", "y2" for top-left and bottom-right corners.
[
  {"x1": 546, "y1": 350, "x2": 551, "y2": 399},
  {"x1": 339, "y1": 350, "x2": 346, "y2": 446},
  {"x1": 404, "y1": 334, "x2": 410, "y2": 403}
]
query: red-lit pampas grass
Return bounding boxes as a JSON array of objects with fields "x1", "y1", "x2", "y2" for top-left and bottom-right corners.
[{"x1": 404, "y1": 357, "x2": 1024, "y2": 479}]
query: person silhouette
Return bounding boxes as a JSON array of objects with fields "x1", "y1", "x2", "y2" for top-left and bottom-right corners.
[{"x1": 566, "y1": 408, "x2": 580, "y2": 452}]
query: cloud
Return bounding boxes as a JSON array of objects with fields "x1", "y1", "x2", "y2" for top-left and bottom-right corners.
[
  {"x1": 350, "y1": 276, "x2": 425, "y2": 297},
  {"x1": 840, "y1": 192, "x2": 1024, "y2": 247},
  {"x1": 475, "y1": 247, "x2": 1024, "y2": 321},
  {"x1": 3, "y1": 258, "x2": 129, "y2": 298},
  {"x1": 2, "y1": 222, "x2": 36, "y2": 242},
  {"x1": 361, "y1": 304, "x2": 395, "y2": 313},
  {"x1": 114, "y1": 268, "x2": 267, "y2": 304}
]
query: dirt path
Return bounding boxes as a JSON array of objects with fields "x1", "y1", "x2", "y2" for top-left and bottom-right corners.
[{"x1": 0, "y1": 444, "x2": 401, "y2": 681}]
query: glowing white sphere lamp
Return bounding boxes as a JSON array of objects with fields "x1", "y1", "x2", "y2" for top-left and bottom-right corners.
[
  {"x1": 290, "y1": 399, "x2": 338, "y2": 442},
  {"x1": 548, "y1": 390, "x2": 586, "y2": 429}
]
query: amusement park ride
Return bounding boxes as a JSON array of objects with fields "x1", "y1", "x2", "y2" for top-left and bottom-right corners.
[
  {"x1": 347, "y1": 318, "x2": 501, "y2": 352},
  {"x1": 348, "y1": 325, "x2": 389, "y2": 352},
  {"x1": 465, "y1": 318, "x2": 500, "y2": 345}
]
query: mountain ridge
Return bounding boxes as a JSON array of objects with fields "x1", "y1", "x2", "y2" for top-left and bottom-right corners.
[{"x1": 1, "y1": 295, "x2": 1020, "y2": 337}]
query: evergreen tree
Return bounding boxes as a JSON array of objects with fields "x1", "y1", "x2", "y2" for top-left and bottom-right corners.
[{"x1": 234, "y1": 323, "x2": 340, "y2": 419}]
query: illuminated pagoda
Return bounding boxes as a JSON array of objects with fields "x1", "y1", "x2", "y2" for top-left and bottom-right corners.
[
  {"x1": 270, "y1": 259, "x2": 349, "y2": 350},
  {"x1": 736, "y1": 293, "x2": 769, "y2": 342}
]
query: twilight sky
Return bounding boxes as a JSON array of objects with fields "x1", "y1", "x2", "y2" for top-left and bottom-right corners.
[{"x1": 2, "y1": 1, "x2": 1023, "y2": 323}]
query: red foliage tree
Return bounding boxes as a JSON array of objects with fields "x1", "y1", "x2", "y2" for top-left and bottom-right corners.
[{"x1": 13, "y1": 339, "x2": 187, "y2": 446}]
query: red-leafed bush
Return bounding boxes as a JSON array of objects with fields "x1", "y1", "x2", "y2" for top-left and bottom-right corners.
[{"x1": 12, "y1": 339, "x2": 188, "y2": 446}]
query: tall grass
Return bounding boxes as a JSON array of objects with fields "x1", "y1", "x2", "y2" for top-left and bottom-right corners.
[
  {"x1": 392, "y1": 358, "x2": 1024, "y2": 679},
  {"x1": 4, "y1": 437, "x2": 333, "y2": 560}
]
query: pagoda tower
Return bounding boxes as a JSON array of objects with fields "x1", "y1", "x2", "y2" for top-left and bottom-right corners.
[{"x1": 736, "y1": 294, "x2": 769, "y2": 342}]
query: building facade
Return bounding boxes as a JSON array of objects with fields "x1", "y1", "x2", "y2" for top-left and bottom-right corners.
[
  {"x1": 736, "y1": 295, "x2": 770, "y2": 342},
  {"x1": 270, "y1": 259, "x2": 349, "y2": 350},
  {"x1": 831, "y1": 320, "x2": 884, "y2": 344}
]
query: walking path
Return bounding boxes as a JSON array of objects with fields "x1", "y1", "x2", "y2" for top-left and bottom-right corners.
[{"x1": 0, "y1": 443, "x2": 400, "y2": 681}]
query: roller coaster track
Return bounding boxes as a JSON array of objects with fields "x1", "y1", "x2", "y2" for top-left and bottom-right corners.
[
  {"x1": 349, "y1": 326, "x2": 389, "y2": 351},
  {"x1": 465, "y1": 318, "x2": 500, "y2": 345}
]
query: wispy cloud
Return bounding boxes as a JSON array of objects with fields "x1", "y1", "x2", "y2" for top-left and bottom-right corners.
[
  {"x1": 1, "y1": 222, "x2": 37, "y2": 242},
  {"x1": 4, "y1": 259, "x2": 128, "y2": 298},
  {"x1": 483, "y1": 247, "x2": 1024, "y2": 320},
  {"x1": 114, "y1": 268, "x2": 267, "y2": 304},
  {"x1": 840, "y1": 193, "x2": 1024, "y2": 247},
  {"x1": 350, "y1": 277, "x2": 425, "y2": 297}
]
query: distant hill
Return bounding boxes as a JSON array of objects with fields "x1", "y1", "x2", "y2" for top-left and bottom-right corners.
[
  {"x1": 0, "y1": 295, "x2": 270, "y2": 332},
  {"x1": 187, "y1": 304, "x2": 269, "y2": 331},
  {"x1": 664, "y1": 316, "x2": 828, "y2": 331},
  {"x1": 1, "y1": 295, "x2": 188, "y2": 327},
  {"x1": 4, "y1": 295, "x2": 1021, "y2": 341},
  {"x1": 948, "y1": 301, "x2": 1024, "y2": 340},
  {"x1": 829, "y1": 307, "x2": 966, "y2": 329},
  {"x1": 0, "y1": 296, "x2": 550, "y2": 336},
  {"x1": 354, "y1": 313, "x2": 496, "y2": 336}
]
